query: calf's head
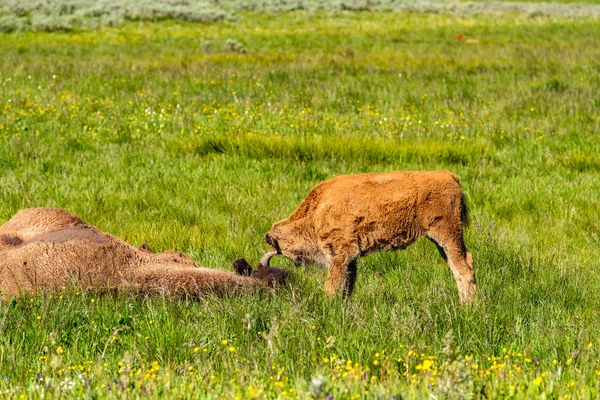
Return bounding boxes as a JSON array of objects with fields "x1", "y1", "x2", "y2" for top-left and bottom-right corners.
[{"x1": 260, "y1": 223, "x2": 318, "y2": 268}]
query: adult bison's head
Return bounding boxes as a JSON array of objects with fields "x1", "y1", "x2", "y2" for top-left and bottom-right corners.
[{"x1": 233, "y1": 257, "x2": 289, "y2": 287}]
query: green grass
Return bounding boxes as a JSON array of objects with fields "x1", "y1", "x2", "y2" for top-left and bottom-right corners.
[{"x1": 1, "y1": 10, "x2": 600, "y2": 399}]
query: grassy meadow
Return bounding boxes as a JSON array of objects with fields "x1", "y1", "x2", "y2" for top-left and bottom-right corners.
[{"x1": 1, "y1": 3, "x2": 600, "y2": 399}]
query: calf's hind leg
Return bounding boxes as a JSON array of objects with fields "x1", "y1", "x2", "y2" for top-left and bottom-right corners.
[
  {"x1": 428, "y1": 237, "x2": 448, "y2": 262},
  {"x1": 428, "y1": 229, "x2": 476, "y2": 304}
]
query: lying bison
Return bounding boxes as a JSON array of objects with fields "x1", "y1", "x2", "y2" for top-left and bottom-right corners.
[
  {"x1": 0, "y1": 208, "x2": 287, "y2": 299},
  {"x1": 259, "y1": 170, "x2": 476, "y2": 303}
]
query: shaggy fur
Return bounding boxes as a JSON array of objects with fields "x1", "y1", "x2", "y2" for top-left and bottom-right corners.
[
  {"x1": 0, "y1": 208, "x2": 287, "y2": 299},
  {"x1": 261, "y1": 170, "x2": 476, "y2": 303},
  {"x1": 233, "y1": 258, "x2": 290, "y2": 286}
]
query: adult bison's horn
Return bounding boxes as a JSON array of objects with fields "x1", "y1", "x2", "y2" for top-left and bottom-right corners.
[{"x1": 259, "y1": 250, "x2": 278, "y2": 268}]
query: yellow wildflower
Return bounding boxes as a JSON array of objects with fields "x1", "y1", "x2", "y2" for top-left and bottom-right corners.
[{"x1": 421, "y1": 359, "x2": 433, "y2": 370}]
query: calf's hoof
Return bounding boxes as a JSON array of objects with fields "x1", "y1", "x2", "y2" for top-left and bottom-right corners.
[{"x1": 458, "y1": 282, "x2": 477, "y2": 305}]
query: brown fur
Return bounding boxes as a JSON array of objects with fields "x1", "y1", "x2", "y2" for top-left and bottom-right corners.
[
  {"x1": 262, "y1": 170, "x2": 476, "y2": 303},
  {"x1": 0, "y1": 208, "x2": 287, "y2": 299},
  {"x1": 233, "y1": 258, "x2": 290, "y2": 286}
]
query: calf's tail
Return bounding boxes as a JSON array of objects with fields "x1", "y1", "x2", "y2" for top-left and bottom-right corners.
[
  {"x1": 461, "y1": 193, "x2": 470, "y2": 228},
  {"x1": 447, "y1": 171, "x2": 470, "y2": 228}
]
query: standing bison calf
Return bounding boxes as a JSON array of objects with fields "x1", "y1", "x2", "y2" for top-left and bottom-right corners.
[{"x1": 259, "y1": 170, "x2": 476, "y2": 303}]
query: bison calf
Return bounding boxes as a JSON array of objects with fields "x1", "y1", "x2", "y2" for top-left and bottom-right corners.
[{"x1": 259, "y1": 170, "x2": 476, "y2": 303}]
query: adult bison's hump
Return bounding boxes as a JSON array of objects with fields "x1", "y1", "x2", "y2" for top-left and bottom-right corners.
[
  {"x1": 0, "y1": 227, "x2": 140, "y2": 294},
  {"x1": 23, "y1": 226, "x2": 109, "y2": 245}
]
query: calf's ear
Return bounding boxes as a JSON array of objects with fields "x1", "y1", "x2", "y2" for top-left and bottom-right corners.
[
  {"x1": 233, "y1": 258, "x2": 253, "y2": 276},
  {"x1": 264, "y1": 233, "x2": 281, "y2": 253}
]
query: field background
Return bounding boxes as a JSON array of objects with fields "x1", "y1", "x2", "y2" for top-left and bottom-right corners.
[{"x1": 1, "y1": 0, "x2": 600, "y2": 398}]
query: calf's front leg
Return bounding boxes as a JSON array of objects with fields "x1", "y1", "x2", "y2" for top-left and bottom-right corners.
[{"x1": 324, "y1": 249, "x2": 359, "y2": 298}]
